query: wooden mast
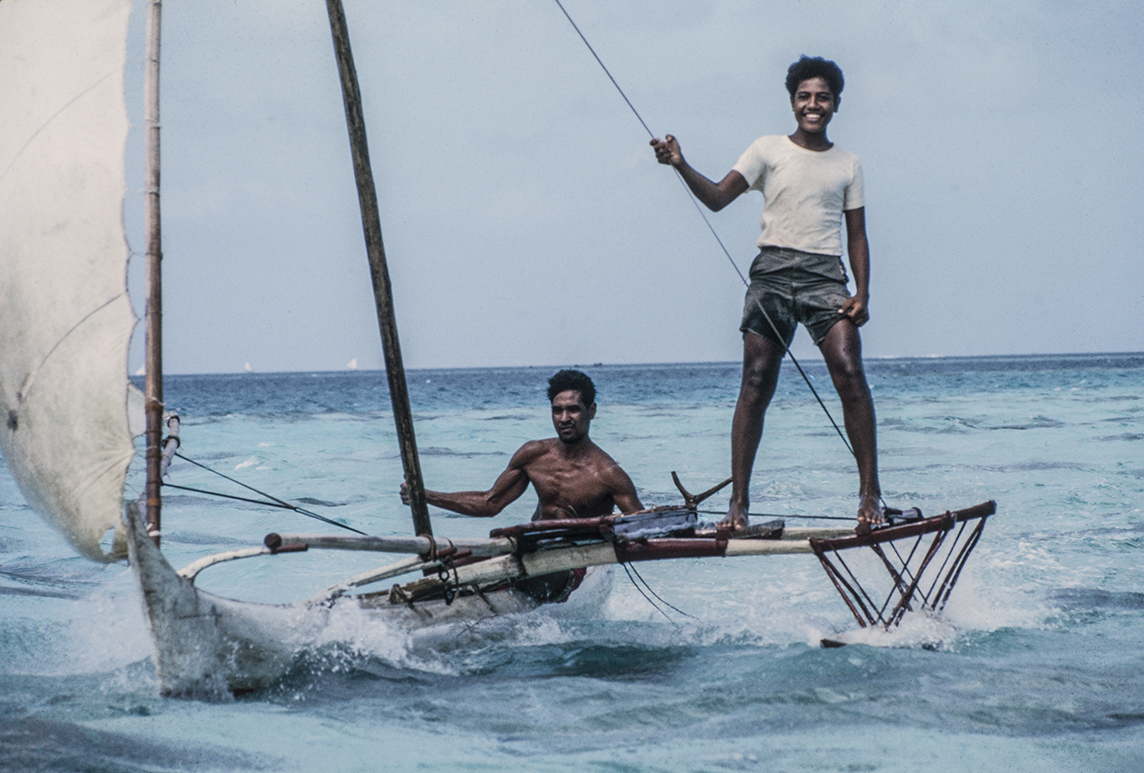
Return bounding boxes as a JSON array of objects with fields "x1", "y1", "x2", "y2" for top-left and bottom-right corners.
[
  {"x1": 324, "y1": 0, "x2": 432, "y2": 537},
  {"x1": 142, "y1": 0, "x2": 164, "y2": 546}
]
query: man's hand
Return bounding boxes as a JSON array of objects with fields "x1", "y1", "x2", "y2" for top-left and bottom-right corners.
[
  {"x1": 399, "y1": 482, "x2": 410, "y2": 505},
  {"x1": 650, "y1": 135, "x2": 683, "y2": 166},
  {"x1": 838, "y1": 294, "x2": 870, "y2": 327}
]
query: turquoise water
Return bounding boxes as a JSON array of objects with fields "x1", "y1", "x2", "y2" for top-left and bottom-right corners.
[{"x1": 2, "y1": 356, "x2": 1143, "y2": 771}]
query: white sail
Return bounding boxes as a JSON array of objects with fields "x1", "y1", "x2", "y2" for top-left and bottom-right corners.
[{"x1": 0, "y1": 0, "x2": 136, "y2": 561}]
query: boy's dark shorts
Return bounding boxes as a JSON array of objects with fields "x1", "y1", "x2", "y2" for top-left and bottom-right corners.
[{"x1": 740, "y1": 247, "x2": 852, "y2": 346}]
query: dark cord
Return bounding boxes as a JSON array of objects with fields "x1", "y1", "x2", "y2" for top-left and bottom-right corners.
[
  {"x1": 697, "y1": 509, "x2": 855, "y2": 522},
  {"x1": 626, "y1": 562, "x2": 694, "y2": 618},
  {"x1": 168, "y1": 452, "x2": 366, "y2": 534},
  {"x1": 620, "y1": 562, "x2": 675, "y2": 623}
]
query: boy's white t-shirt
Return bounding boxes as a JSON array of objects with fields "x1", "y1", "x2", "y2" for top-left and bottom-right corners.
[{"x1": 732, "y1": 135, "x2": 864, "y2": 257}]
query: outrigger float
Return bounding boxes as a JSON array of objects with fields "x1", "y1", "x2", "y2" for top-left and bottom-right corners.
[{"x1": 1, "y1": 0, "x2": 995, "y2": 698}]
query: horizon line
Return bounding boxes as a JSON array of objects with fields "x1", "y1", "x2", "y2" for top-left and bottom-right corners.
[{"x1": 130, "y1": 350, "x2": 1144, "y2": 378}]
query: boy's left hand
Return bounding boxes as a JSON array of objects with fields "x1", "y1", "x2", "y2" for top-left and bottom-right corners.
[{"x1": 839, "y1": 294, "x2": 869, "y2": 326}]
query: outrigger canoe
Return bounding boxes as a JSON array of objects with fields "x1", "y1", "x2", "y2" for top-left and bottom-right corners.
[
  {"x1": 126, "y1": 471, "x2": 994, "y2": 695},
  {"x1": 0, "y1": 0, "x2": 996, "y2": 699}
]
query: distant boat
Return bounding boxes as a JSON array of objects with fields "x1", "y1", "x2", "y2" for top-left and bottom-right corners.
[
  {"x1": 244, "y1": 362, "x2": 252, "y2": 373},
  {"x1": 346, "y1": 358, "x2": 358, "y2": 370}
]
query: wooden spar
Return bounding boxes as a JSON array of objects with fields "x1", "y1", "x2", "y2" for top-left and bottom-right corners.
[
  {"x1": 388, "y1": 506, "x2": 995, "y2": 603},
  {"x1": 324, "y1": 0, "x2": 432, "y2": 537},
  {"x1": 143, "y1": 0, "x2": 163, "y2": 546},
  {"x1": 389, "y1": 534, "x2": 845, "y2": 600},
  {"x1": 158, "y1": 528, "x2": 842, "y2": 598},
  {"x1": 272, "y1": 533, "x2": 516, "y2": 557}
]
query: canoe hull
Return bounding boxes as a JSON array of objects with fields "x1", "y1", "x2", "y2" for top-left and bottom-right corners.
[{"x1": 124, "y1": 504, "x2": 554, "y2": 697}]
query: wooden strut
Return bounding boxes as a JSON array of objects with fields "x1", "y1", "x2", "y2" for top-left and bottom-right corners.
[
  {"x1": 671, "y1": 472, "x2": 732, "y2": 508},
  {"x1": 809, "y1": 501, "x2": 996, "y2": 629},
  {"x1": 324, "y1": 0, "x2": 431, "y2": 537}
]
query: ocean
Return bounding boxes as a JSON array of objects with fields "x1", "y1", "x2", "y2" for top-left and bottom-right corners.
[{"x1": 2, "y1": 355, "x2": 1142, "y2": 772}]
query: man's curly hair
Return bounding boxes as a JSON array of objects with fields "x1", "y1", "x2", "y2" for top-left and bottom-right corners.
[{"x1": 547, "y1": 369, "x2": 596, "y2": 406}]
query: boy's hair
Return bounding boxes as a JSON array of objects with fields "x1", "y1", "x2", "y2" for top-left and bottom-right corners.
[
  {"x1": 785, "y1": 56, "x2": 845, "y2": 99},
  {"x1": 547, "y1": 369, "x2": 596, "y2": 407}
]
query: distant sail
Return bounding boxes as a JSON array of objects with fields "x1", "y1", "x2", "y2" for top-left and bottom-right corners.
[
  {"x1": 244, "y1": 362, "x2": 253, "y2": 373},
  {"x1": 346, "y1": 358, "x2": 358, "y2": 370},
  {"x1": 127, "y1": 384, "x2": 147, "y2": 439},
  {"x1": 0, "y1": 0, "x2": 136, "y2": 561}
]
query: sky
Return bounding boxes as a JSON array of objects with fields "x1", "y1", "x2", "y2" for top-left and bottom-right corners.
[{"x1": 121, "y1": 0, "x2": 1144, "y2": 374}]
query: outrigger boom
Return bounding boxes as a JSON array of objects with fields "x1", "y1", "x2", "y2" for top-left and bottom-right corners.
[{"x1": 177, "y1": 499, "x2": 996, "y2": 630}]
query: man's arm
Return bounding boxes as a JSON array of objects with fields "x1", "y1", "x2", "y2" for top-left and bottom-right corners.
[
  {"x1": 838, "y1": 207, "x2": 870, "y2": 326},
  {"x1": 650, "y1": 135, "x2": 748, "y2": 212},
  {"x1": 400, "y1": 443, "x2": 539, "y2": 518},
  {"x1": 603, "y1": 464, "x2": 644, "y2": 514}
]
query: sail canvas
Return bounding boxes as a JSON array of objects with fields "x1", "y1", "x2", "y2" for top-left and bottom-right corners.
[{"x1": 0, "y1": 0, "x2": 137, "y2": 560}]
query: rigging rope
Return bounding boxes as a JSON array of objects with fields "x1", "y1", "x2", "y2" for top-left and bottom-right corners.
[
  {"x1": 697, "y1": 509, "x2": 855, "y2": 523},
  {"x1": 168, "y1": 452, "x2": 366, "y2": 534},
  {"x1": 625, "y1": 562, "x2": 694, "y2": 619},
  {"x1": 620, "y1": 562, "x2": 681, "y2": 623},
  {"x1": 552, "y1": 0, "x2": 864, "y2": 466}
]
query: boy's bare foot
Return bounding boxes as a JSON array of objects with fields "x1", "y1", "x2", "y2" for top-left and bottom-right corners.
[
  {"x1": 855, "y1": 493, "x2": 883, "y2": 534},
  {"x1": 719, "y1": 500, "x2": 749, "y2": 531}
]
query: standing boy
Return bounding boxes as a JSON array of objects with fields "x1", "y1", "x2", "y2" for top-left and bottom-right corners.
[{"x1": 651, "y1": 56, "x2": 881, "y2": 531}]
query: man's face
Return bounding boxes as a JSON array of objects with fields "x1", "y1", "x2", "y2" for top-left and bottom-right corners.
[
  {"x1": 790, "y1": 76, "x2": 837, "y2": 134},
  {"x1": 551, "y1": 389, "x2": 595, "y2": 444}
]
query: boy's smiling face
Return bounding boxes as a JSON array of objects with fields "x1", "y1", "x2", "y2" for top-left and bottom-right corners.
[{"x1": 790, "y1": 76, "x2": 838, "y2": 135}]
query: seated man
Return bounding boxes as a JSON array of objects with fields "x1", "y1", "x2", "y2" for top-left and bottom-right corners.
[
  {"x1": 401, "y1": 369, "x2": 642, "y2": 602},
  {"x1": 403, "y1": 369, "x2": 642, "y2": 521}
]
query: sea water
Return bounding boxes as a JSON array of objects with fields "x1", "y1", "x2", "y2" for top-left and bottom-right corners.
[{"x1": 1, "y1": 355, "x2": 1142, "y2": 772}]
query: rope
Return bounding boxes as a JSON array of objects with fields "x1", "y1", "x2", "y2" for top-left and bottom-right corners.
[
  {"x1": 619, "y1": 562, "x2": 676, "y2": 623},
  {"x1": 552, "y1": 0, "x2": 865, "y2": 471},
  {"x1": 697, "y1": 509, "x2": 855, "y2": 523},
  {"x1": 168, "y1": 452, "x2": 366, "y2": 534},
  {"x1": 553, "y1": 0, "x2": 652, "y2": 137},
  {"x1": 625, "y1": 562, "x2": 694, "y2": 619}
]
